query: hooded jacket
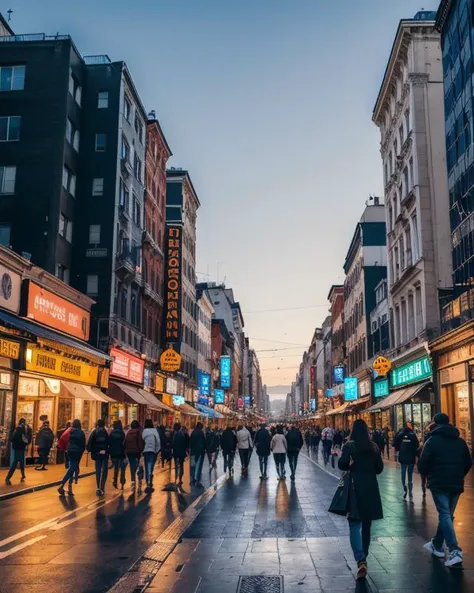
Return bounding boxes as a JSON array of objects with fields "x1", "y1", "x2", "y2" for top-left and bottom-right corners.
[
  {"x1": 172, "y1": 429, "x2": 189, "y2": 458},
  {"x1": 108, "y1": 428, "x2": 126, "y2": 458},
  {"x1": 236, "y1": 427, "x2": 252, "y2": 450},
  {"x1": 286, "y1": 428, "x2": 304, "y2": 454},
  {"x1": 35, "y1": 425, "x2": 55, "y2": 450},
  {"x1": 190, "y1": 426, "x2": 206, "y2": 456},
  {"x1": 270, "y1": 434, "x2": 287, "y2": 454},
  {"x1": 220, "y1": 428, "x2": 237, "y2": 454},
  {"x1": 394, "y1": 428, "x2": 419, "y2": 465},
  {"x1": 254, "y1": 427, "x2": 271, "y2": 457},
  {"x1": 418, "y1": 424, "x2": 472, "y2": 493},
  {"x1": 87, "y1": 427, "x2": 109, "y2": 458}
]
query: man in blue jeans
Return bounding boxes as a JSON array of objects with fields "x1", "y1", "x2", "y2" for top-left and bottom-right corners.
[
  {"x1": 393, "y1": 422, "x2": 419, "y2": 499},
  {"x1": 189, "y1": 423, "x2": 206, "y2": 487},
  {"x1": 418, "y1": 413, "x2": 472, "y2": 568}
]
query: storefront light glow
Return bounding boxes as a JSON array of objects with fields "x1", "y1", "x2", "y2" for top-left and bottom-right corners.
[{"x1": 344, "y1": 377, "x2": 358, "y2": 401}]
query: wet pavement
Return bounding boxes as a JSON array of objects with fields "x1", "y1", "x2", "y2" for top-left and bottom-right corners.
[{"x1": 1, "y1": 448, "x2": 474, "y2": 593}]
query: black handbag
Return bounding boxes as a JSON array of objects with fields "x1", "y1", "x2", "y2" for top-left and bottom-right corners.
[{"x1": 328, "y1": 472, "x2": 351, "y2": 515}]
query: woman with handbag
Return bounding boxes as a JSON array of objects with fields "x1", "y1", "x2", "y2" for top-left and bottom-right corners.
[{"x1": 336, "y1": 419, "x2": 384, "y2": 580}]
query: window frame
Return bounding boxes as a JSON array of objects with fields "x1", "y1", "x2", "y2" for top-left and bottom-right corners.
[
  {"x1": 88, "y1": 224, "x2": 101, "y2": 244},
  {"x1": 0, "y1": 116, "x2": 21, "y2": 142},
  {"x1": 0, "y1": 65, "x2": 26, "y2": 92},
  {"x1": 92, "y1": 178, "x2": 104, "y2": 196},
  {"x1": 0, "y1": 165, "x2": 16, "y2": 194},
  {"x1": 97, "y1": 91, "x2": 109, "y2": 109},
  {"x1": 86, "y1": 274, "x2": 99, "y2": 296},
  {"x1": 95, "y1": 133, "x2": 107, "y2": 152},
  {"x1": 124, "y1": 95, "x2": 132, "y2": 122}
]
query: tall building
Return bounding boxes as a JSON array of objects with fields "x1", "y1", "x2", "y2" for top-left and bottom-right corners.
[
  {"x1": 328, "y1": 285, "x2": 345, "y2": 399},
  {"x1": 196, "y1": 287, "x2": 214, "y2": 386}
]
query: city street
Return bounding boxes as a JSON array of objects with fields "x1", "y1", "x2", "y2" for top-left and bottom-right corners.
[{"x1": 1, "y1": 450, "x2": 473, "y2": 593}]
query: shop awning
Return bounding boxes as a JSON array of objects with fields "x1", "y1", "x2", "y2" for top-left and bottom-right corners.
[
  {"x1": 0, "y1": 309, "x2": 110, "y2": 362},
  {"x1": 61, "y1": 380, "x2": 116, "y2": 403},
  {"x1": 178, "y1": 403, "x2": 202, "y2": 416},
  {"x1": 195, "y1": 403, "x2": 225, "y2": 419},
  {"x1": 326, "y1": 401, "x2": 352, "y2": 416},
  {"x1": 349, "y1": 396, "x2": 371, "y2": 408},
  {"x1": 137, "y1": 389, "x2": 175, "y2": 413},
  {"x1": 365, "y1": 381, "x2": 430, "y2": 412},
  {"x1": 108, "y1": 381, "x2": 149, "y2": 406}
]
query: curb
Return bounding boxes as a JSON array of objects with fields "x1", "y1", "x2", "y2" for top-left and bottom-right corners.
[{"x1": 0, "y1": 470, "x2": 96, "y2": 502}]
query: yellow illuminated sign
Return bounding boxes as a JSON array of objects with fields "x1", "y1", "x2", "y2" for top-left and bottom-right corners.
[
  {"x1": 160, "y1": 348, "x2": 182, "y2": 373},
  {"x1": 372, "y1": 355, "x2": 392, "y2": 377},
  {"x1": 0, "y1": 338, "x2": 20, "y2": 360},
  {"x1": 26, "y1": 346, "x2": 99, "y2": 385}
]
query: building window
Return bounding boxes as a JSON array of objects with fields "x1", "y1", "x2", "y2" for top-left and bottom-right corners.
[
  {"x1": 68, "y1": 70, "x2": 81, "y2": 106},
  {"x1": 86, "y1": 275, "x2": 99, "y2": 296},
  {"x1": 411, "y1": 214, "x2": 420, "y2": 261},
  {"x1": 124, "y1": 95, "x2": 132, "y2": 122},
  {"x1": 133, "y1": 196, "x2": 141, "y2": 226},
  {"x1": 403, "y1": 167, "x2": 409, "y2": 197},
  {"x1": 56, "y1": 264, "x2": 70, "y2": 284},
  {"x1": 97, "y1": 91, "x2": 109, "y2": 109},
  {"x1": 133, "y1": 153, "x2": 142, "y2": 182},
  {"x1": 0, "y1": 65, "x2": 25, "y2": 91},
  {"x1": 121, "y1": 137, "x2": 130, "y2": 162},
  {"x1": 405, "y1": 109, "x2": 410, "y2": 136},
  {"x1": 89, "y1": 224, "x2": 101, "y2": 244},
  {"x1": 399, "y1": 124, "x2": 404, "y2": 145},
  {"x1": 95, "y1": 133, "x2": 107, "y2": 152},
  {"x1": 0, "y1": 116, "x2": 20, "y2": 142},
  {"x1": 407, "y1": 293, "x2": 415, "y2": 341},
  {"x1": 59, "y1": 213, "x2": 73, "y2": 242},
  {"x1": 134, "y1": 114, "x2": 143, "y2": 143},
  {"x1": 401, "y1": 299, "x2": 407, "y2": 345},
  {"x1": 0, "y1": 224, "x2": 10, "y2": 247},
  {"x1": 415, "y1": 285, "x2": 423, "y2": 335},
  {"x1": 0, "y1": 166, "x2": 16, "y2": 194},
  {"x1": 62, "y1": 166, "x2": 76, "y2": 197},
  {"x1": 120, "y1": 181, "x2": 130, "y2": 211},
  {"x1": 92, "y1": 178, "x2": 104, "y2": 196},
  {"x1": 66, "y1": 118, "x2": 80, "y2": 151}
]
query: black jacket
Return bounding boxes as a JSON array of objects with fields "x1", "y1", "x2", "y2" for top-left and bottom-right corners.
[
  {"x1": 35, "y1": 426, "x2": 55, "y2": 450},
  {"x1": 205, "y1": 431, "x2": 220, "y2": 453},
  {"x1": 108, "y1": 428, "x2": 126, "y2": 459},
  {"x1": 11, "y1": 425, "x2": 28, "y2": 451},
  {"x1": 172, "y1": 430, "x2": 189, "y2": 458},
  {"x1": 220, "y1": 428, "x2": 237, "y2": 453},
  {"x1": 87, "y1": 427, "x2": 109, "y2": 458},
  {"x1": 190, "y1": 427, "x2": 206, "y2": 456},
  {"x1": 254, "y1": 428, "x2": 271, "y2": 457},
  {"x1": 67, "y1": 428, "x2": 86, "y2": 457},
  {"x1": 338, "y1": 441, "x2": 384, "y2": 521},
  {"x1": 286, "y1": 428, "x2": 304, "y2": 454},
  {"x1": 418, "y1": 424, "x2": 472, "y2": 493},
  {"x1": 394, "y1": 429, "x2": 419, "y2": 465}
]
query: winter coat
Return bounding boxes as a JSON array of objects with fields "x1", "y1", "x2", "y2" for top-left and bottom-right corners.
[
  {"x1": 236, "y1": 427, "x2": 252, "y2": 450},
  {"x1": 142, "y1": 428, "x2": 161, "y2": 454},
  {"x1": 87, "y1": 427, "x2": 109, "y2": 458},
  {"x1": 321, "y1": 427, "x2": 334, "y2": 442},
  {"x1": 35, "y1": 426, "x2": 55, "y2": 450},
  {"x1": 57, "y1": 427, "x2": 72, "y2": 452},
  {"x1": 124, "y1": 428, "x2": 144, "y2": 456},
  {"x1": 172, "y1": 430, "x2": 189, "y2": 458},
  {"x1": 161, "y1": 433, "x2": 173, "y2": 461},
  {"x1": 190, "y1": 427, "x2": 206, "y2": 456},
  {"x1": 65, "y1": 428, "x2": 86, "y2": 461},
  {"x1": 286, "y1": 428, "x2": 304, "y2": 453},
  {"x1": 418, "y1": 424, "x2": 472, "y2": 493},
  {"x1": 333, "y1": 432, "x2": 344, "y2": 447},
  {"x1": 270, "y1": 434, "x2": 288, "y2": 454},
  {"x1": 338, "y1": 440, "x2": 384, "y2": 521},
  {"x1": 220, "y1": 428, "x2": 237, "y2": 453},
  {"x1": 254, "y1": 428, "x2": 271, "y2": 457},
  {"x1": 11, "y1": 424, "x2": 29, "y2": 451},
  {"x1": 394, "y1": 429, "x2": 419, "y2": 465},
  {"x1": 108, "y1": 428, "x2": 126, "y2": 459},
  {"x1": 205, "y1": 431, "x2": 220, "y2": 454}
]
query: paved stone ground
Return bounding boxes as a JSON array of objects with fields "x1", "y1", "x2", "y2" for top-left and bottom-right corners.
[{"x1": 146, "y1": 448, "x2": 474, "y2": 593}]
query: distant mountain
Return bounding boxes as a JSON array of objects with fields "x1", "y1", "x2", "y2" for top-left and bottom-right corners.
[{"x1": 267, "y1": 385, "x2": 291, "y2": 396}]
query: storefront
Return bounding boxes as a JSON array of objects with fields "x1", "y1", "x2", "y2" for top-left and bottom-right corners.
[
  {"x1": 107, "y1": 348, "x2": 146, "y2": 427},
  {"x1": 195, "y1": 403, "x2": 225, "y2": 427},
  {"x1": 430, "y1": 320, "x2": 474, "y2": 452}
]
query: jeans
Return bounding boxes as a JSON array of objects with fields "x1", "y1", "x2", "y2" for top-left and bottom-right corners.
[
  {"x1": 207, "y1": 451, "x2": 217, "y2": 468},
  {"x1": 223, "y1": 451, "x2": 235, "y2": 473},
  {"x1": 431, "y1": 491, "x2": 461, "y2": 552},
  {"x1": 37, "y1": 448, "x2": 49, "y2": 467},
  {"x1": 174, "y1": 456, "x2": 185, "y2": 482},
  {"x1": 258, "y1": 455, "x2": 268, "y2": 476},
  {"x1": 94, "y1": 454, "x2": 108, "y2": 490},
  {"x1": 6, "y1": 449, "x2": 25, "y2": 480},
  {"x1": 401, "y1": 464, "x2": 414, "y2": 491},
  {"x1": 239, "y1": 448, "x2": 250, "y2": 470},
  {"x1": 61, "y1": 456, "x2": 81, "y2": 486},
  {"x1": 143, "y1": 451, "x2": 157, "y2": 486},
  {"x1": 273, "y1": 453, "x2": 286, "y2": 477},
  {"x1": 112, "y1": 457, "x2": 127, "y2": 485},
  {"x1": 288, "y1": 451, "x2": 299, "y2": 476},
  {"x1": 322, "y1": 440, "x2": 332, "y2": 464},
  {"x1": 127, "y1": 454, "x2": 139, "y2": 483},
  {"x1": 349, "y1": 519, "x2": 372, "y2": 562},
  {"x1": 190, "y1": 454, "x2": 204, "y2": 482}
]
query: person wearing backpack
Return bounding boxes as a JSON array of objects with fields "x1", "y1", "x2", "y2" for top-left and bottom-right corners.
[
  {"x1": 5, "y1": 418, "x2": 29, "y2": 485},
  {"x1": 35, "y1": 420, "x2": 55, "y2": 470},
  {"x1": 393, "y1": 422, "x2": 419, "y2": 499},
  {"x1": 87, "y1": 418, "x2": 110, "y2": 496},
  {"x1": 124, "y1": 420, "x2": 144, "y2": 489}
]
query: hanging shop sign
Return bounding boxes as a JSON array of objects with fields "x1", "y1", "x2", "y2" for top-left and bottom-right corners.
[
  {"x1": 25, "y1": 281, "x2": 90, "y2": 340},
  {"x1": 0, "y1": 338, "x2": 20, "y2": 360},
  {"x1": 166, "y1": 377, "x2": 178, "y2": 394},
  {"x1": 198, "y1": 396, "x2": 209, "y2": 405},
  {"x1": 18, "y1": 376, "x2": 41, "y2": 397},
  {"x1": 372, "y1": 355, "x2": 392, "y2": 377},
  {"x1": 0, "y1": 265, "x2": 21, "y2": 313},
  {"x1": 163, "y1": 226, "x2": 183, "y2": 344},
  {"x1": 325, "y1": 388, "x2": 333, "y2": 398},
  {"x1": 26, "y1": 346, "x2": 99, "y2": 385},
  {"x1": 344, "y1": 377, "x2": 358, "y2": 401},
  {"x1": 220, "y1": 356, "x2": 231, "y2": 388},
  {"x1": 310, "y1": 398, "x2": 316, "y2": 411},
  {"x1": 244, "y1": 396, "x2": 251, "y2": 408},
  {"x1": 374, "y1": 379, "x2": 389, "y2": 398},
  {"x1": 334, "y1": 366, "x2": 345, "y2": 383},
  {"x1": 198, "y1": 371, "x2": 211, "y2": 396},
  {"x1": 160, "y1": 348, "x2": 182, "y2": 373},
  {"x1": 154, "y1": 373, "x2": 166, "y2": 393},
  {"x1": 172, "y1": 395, "x2": 185, "y2": 406},
  {"x1": 359, "y1": 379, "x2": 371, "y2": 397},
  {"x1": 214, "y1": 388, "x2": 225, "y2": 404},
  {"x1": 390, "y1": 355, "x2": 432, "y2": 388},
  {"x1": 110, "y1": 347, "x2": 144, "y2": 384}
]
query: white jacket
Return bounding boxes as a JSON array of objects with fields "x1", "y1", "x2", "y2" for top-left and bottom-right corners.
[
  {"x1": 237, "y1": 427, "x2": 252, "y2": 450},
  {"x1": 142, "y1": 428, "x2": 161, "y2": 454},
  {"x1": 270, "y1": 434, "x2": 287, "y2": 454}
]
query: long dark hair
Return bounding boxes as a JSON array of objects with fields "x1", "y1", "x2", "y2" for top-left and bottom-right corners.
[{"x1": 350, "y1": 419, "x2": 372, "y2": 452}]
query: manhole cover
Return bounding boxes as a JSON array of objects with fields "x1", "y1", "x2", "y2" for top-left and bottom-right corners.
[{"x1": 237, "y1": 576, "x2": 283, "y2": 593}]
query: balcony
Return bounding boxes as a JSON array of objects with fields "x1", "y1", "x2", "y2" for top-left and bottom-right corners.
[
  {"x1": 401, "y1": 187, "x2": 416, "y2": 209},
  {"x1": 0, "y1": 33, "x2": 71, "y2": 43},
  {"x1": 115, "y1": 250, "x2": 141, "y2": 283},
  {"x1": 83, "y1": 55, "x2": 111, "y2": 65},
  {"x1": 121, "y1": 158, "x2": 133, "y2": 179},
  {"x1": 143, "y1": 280, "x2": 163, "y2": 306}
]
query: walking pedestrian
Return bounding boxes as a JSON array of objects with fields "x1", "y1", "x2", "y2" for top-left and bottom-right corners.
[
  {"x1": 142, "y1": 419, "x2": 160, "y2": 493},
  {"x1": 172, "y1": 423, "x2": 188, "y2": 485},
  {"x1": 160, "y1": 427, "x2": 173, "y2": 468},
  {"x1": 205, "y1": 427, "x2": 220, "y2": 470},
  {"x1": 5, "y1": 418, "x2": 29, "y2": 485},
  {"x1": 124, "y1": 420, "x2": 144, "y2": 489},
  {"x1": 87, "y1": 419, "x2": 110, "y2": 496},
  {"x1": 271, "y1": 425, "x2": 287, "y2": 480},
  {"x1": 57, "y1": 419, "x2": 85, "y2": 496},
  {"x1": 393, "y1": 422, "x2": 419, "y2": 499},
  {"x1": 237, "y1": 425, "x2": 252, "y2": 475},
  {"x1": 338, "y1": 419, "x2": 384, "y2": 580},
  {"x1": 57, "y1": 421, "x2": 72, "y2": 467},
  {"x1": 220, "y1": 426, "x2": 237, "y2": 476},
  {"x1": 254, "y1": 423, "x2": 271, "y2": 480},
  {"x1": 304, "y1": 429, "x2": 311, "y2": 452},
  {"x1": 418, "y1": 413, "x2": 472, "y2": 568},
  {"x1": 109, "y1": 420, "x2": 127, "y2": 489},
  {"x1": 286, "y1": 425, "x2": 303, "y2": 481},
  {"x1": 190, "y1": 422, "x2": 206, "y2": 487},
  {"x1": 382, "y1": 426, "x2": 391, "y2": 459},
  {"x1": 35, "y1": 420, "x2": 55, "y2": 470},
  {"x1": 321, "y1": 425, "x2": 334, "y2": 465},
  {"x1": 314, "y1": 426, "x2": 322, "y2": 452}
]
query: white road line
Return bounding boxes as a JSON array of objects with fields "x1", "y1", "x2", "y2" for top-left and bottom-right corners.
[
  {"x1": 301, "y1": 452, "x2": 339, "y2": 480},
  {"x1": 0, "y1": 535, "x2": 47, "y2": 560}
]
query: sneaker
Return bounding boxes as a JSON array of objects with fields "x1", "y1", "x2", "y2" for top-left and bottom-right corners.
[
  {"x1": 57, "y1": 486, "x2": 65, "y2": 496},
  {"x1": 96, "y1": 489, "x2": 101, "y2": 496},
  {"x1": 356, "y1": 560, "x2": 368, "y2": 580},
  {"x1": 423, "y1": 541, "x2": 445, "y2": 558},
  {"x1": 445, "y1": 549, "x2": 463, "y2": 568},
  {"x1": 403, "y1": 486, "x2": 408, "y2": 499},
  {"x1": 5, "y1": 478, "x2": 11, "y2": 485}
]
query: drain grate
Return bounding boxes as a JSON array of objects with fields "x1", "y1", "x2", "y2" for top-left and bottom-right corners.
[{"x1": 237, "y1": 576, "x2": 283, "y2": 593}]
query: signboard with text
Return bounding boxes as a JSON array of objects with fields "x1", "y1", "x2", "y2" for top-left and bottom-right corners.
[
  {"x1": 110, "y1": 347, "x2": 144, "y2": 384},
  {"x1": 0, "y1": 265, "x2": 21, "y2": 313},
  {"x1": 26, "y1": 346, "x2": 99, "y2": 385},
  {"x1": 214, "y1": 389, "x2": 225, "y2": 404},
  {"x1": 172, "y1": 395, "x2": 185, "y2": 406},
  {"x1": 163, "y1": 226, "x2": 183, "y2": 344},
  {"x1": 160, "y1": 348, "x2": 181, "y2": 373},
  {"x1": 344, "y1": 377, "x2": 358, "y2": 401},
  {"x1": 220, "y1": 356, "x2": 231, "y2": 388},
  {"x1": 374, "y1": 379, "x2": 389, "y2": 398},
  {"x1": 390, "y1": 356, "x2": 432, "y2": 388},
  {"x1": 198, "y1": 371, "x2": 211, "y2": 396},
  {"x1": 334, "y1": 366, "x2": 345, "y2": 383}
]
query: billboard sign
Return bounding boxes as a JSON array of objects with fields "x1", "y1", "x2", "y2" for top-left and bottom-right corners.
[
  {"x1": 344, "y1": 377, "x2": 358, "y2": 401},
  {"x1": 164, "y1": 226, "x2": 183, "y2": 344},
  {"x1": 334, "y1": 366, "x2": 345, "y2": 383},
  {"x1": 220, "y1": 356, "x2": 231, "y2": 388},
  {"x1": 214, "y1": 388, "x2": 225, "y2": 404}
]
